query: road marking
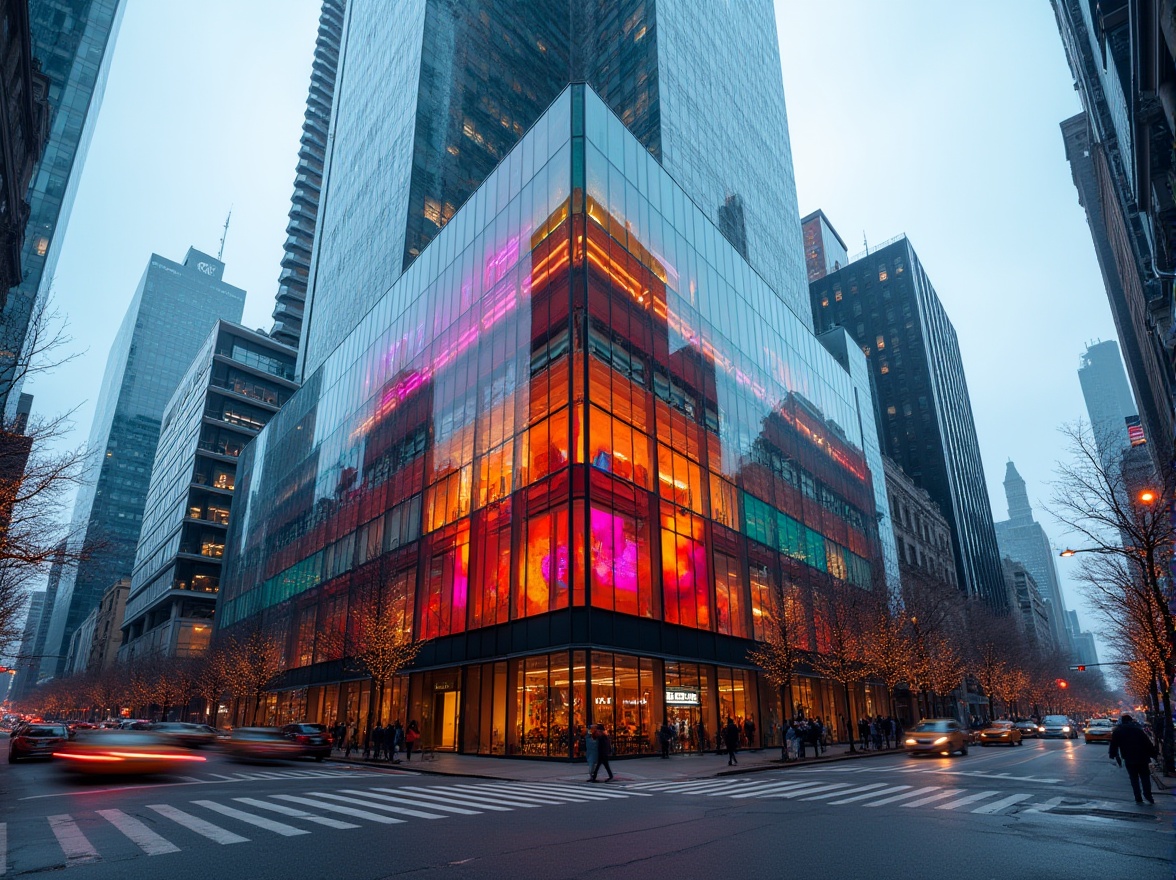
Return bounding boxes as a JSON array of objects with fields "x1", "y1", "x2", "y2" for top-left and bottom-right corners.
[
  {"x1": 1024, "y1": 796, "x2": 1064, "y2": 813},
  {"x1": 829, "y1": 785, "x2": 911, "y2": 805},
  {"x1": 901, "y1": 789, "x2": 964, "y2": 808},
  {"x1": 512, "y1": 781, "x2": 648, "y2": 798},
  {"x1": 384, "y1": 786, "x2": 516, "y2": 811},
  {"x1": 863, "y1": 786, "x2": 940, "y2": 807},
  {"x1": 971, "y1": 793, "x2": 1033, "y2": 814},
  {"x1": 482, "y1": 783, "x2": 620, "y2": 802},
  {"x1": 97, "y1": 809, "x2": 180, "y2": 855},
  {"x1": 309, "y1": 792, "x2": 446, "y2": 820},
  {"x1": 339, "y1": 789, "x2": 481, "y2": 815},
  {"x1": 233, "y1": 798, "x2": 358, "y2": 829},
  {"x1": 728, "y1": 781, "x2": 827, "y2": 798},
  {"x1": 800, "y1": 783, "x2": 890, "y2": 801},
  {"x1": 438, "y1": 784, "x2": 565, "y2": 807},
  {"x1": 47, "y1": 814, "x2": 100, "y2": 863},
  {"x1": 146, "y1": 804, "x2": 249, "y2": 844},
  {"x1": 0, "y1": 821, "x2": 6, "y2": 875},
  {"x1": 193, "y1": 800, "x2": 310, "y2": 836},
  {"x1": 935, "y1": 791, "x2": 1000, "y2": 811},
  {"x1": 773, "y1": 783, "x2": 855, "y2": 799},
  {"x1": 272, "y1": 794, "x2": 404, "y2": 824}
]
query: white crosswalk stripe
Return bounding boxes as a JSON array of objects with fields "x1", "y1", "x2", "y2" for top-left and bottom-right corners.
[
  {"x1": 146, "y1": 804, "x2": 249, "y2": 845},
  {"x1": 829, "y1": 785, "x2": 912, "y2": 805},
  {"x1": 47, "y1": 814, "x2": 99, "y2": 863},
  {"x1": 233, "y1": 798, "x2": 359, "y2": 829},
  {"x1": 309, "y1": 792, "x2": 446, "y2": 819},
  {"x1": 388, "y1": 786, "x2": 518, "y2": 811},
  {"x1": 339, "y1": 789, "x2": 482, "y2": 815},
  {"x1": 97, "y1": 809, "x2": 181, "y2": 855},
  {"x1": 862, "y1": 786, "x2": 941, "y2": 807},
  {"x1": 800, "y1": 783, "x2": 890, "y2": 801},
  {"x1": 935, "y1": 791, "x2": 1000, "y2": 811},
  {"x1": 0, "y1": 821, "x2": 6, "y2": 876},
  {"x1": 970, "y1": 793, "x2": 1034, "y2": 814},
  {"x1": 271, "y1": 793, "x2": 404, "y2": 824},
  {"x1": 901, "y1": 789, "x2": 964, "y2": 808},
  {"x1": 192, "y1": 800, "x2": 310, "y2": 836}
]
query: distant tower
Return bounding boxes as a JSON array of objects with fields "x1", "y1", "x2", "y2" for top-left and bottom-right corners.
[
  {"x1": 1077, "y1": 340, "x2": 1138, "y2": 466},
  {"x1": 270, "y1": 0, "x2": 346, "y2": 350},
  {"x1": 1003, "y1": 460, "x2": 1032, "y2": 523}
]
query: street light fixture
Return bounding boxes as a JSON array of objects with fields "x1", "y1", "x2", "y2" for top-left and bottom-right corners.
[
  {"x1": 1139, "y1": 489, "x2": 1157, "y2": 504},
  {"x1": 1059, "y1": 549, "x2": 1075, "y2": 558}
]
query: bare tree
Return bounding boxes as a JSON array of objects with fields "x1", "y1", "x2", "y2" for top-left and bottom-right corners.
[
  {"x1": 809, "y1": 580, "x2": 870, "y2": 751},
  {"x1": 1051, "y1": 420, "x2": 1175, "y2": 773},
  {"x1": 747, "y1": 579, "x2": 806, "y2": 759},
  {"x1": 195, "y1": 643, "x2": 233, "y2": 728},
  {"x1": 221, "y1": 628, "x2": 285, "y2": 725}
]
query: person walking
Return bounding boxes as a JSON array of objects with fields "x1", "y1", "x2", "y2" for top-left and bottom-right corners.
[
  {"x1": 590, "y1": 724, "x2": 614, "y2": 782},
  {"x1": 659, "y1": 720, "x2": 674, "y2": 759},
  {"x1": 723, "y1": 717, "x2": 740, "y2": 766},
  {"x1": 405, "y1": 720, "x2": 421, "y2": 761},
  {"x1": 784, "y1": 721, "x2": 796, "y2": 762},
  {"x1": 1108, "y1": 714, "x2": 1158, "y2": 804},
  {"x1": 583, "y1": 726, "x2": 599, "y2": 781},
  {"x1": 390, "y1": 720, "x2": 404, "y2": 763},
  {"x1": 743, "y1": 715, "x2": 756, "y2": 749},
  {"x1": 695, "y1": 720, "x2": 708, "y2": 755},
  {"x1": 372, "y1": 723, "x2": 385, "y2": 761},
  {"x1": 345, "y1": 723, "x2": 358, "y2": 758}
]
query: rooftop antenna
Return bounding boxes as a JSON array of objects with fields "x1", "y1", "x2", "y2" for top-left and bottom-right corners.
[
  {"x1": 862, "y1": 231, "x2": 868, "y2": 255},
  {"x1": 217, "y1": 208, "x2": 233, "y2": 261}
]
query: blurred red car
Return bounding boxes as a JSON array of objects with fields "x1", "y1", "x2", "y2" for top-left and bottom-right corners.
[
  {"x1": 9, "y1": 723, "x2": 69, "y2": 762},
  {"x1": 55, "y1": 731, "x2": 207, "y2": 776}
]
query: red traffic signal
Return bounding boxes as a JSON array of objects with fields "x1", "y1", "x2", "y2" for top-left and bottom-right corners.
[
  {"x1": 1075, "y1": 665, "x2": 1086, "y2": 672},
  {"x1": 1056, "y1": 678, "x2": 1069, "y2": 689}
]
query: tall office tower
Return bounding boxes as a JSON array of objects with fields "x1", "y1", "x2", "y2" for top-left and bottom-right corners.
[
  {"x1": 1077, "y1": 339, "x2": 1140, "y2": 466},
  {"x1": 1053, "y1": 0, "x2": 1176, "y2": 473},
  {"x1": 269, "y1": 0, "x2": 345, "y2": 349},
  {"x1": 810, "y1": 227, "x2": 1007, "y2": 609},
  {"x1": 30, "y1": 540, "x2": 63, "y2": 682},
  {"x1": 10, "y1": 590, "x2": 45, "y2": 702},
  {"x1": 1066, "y1": 609, "x2": 1100, "y2": 668},
  {"x1": 218, "y1": 86, "x2": 893, "y2": 751},
  {"x1": 1000, "y1": 559, "x2": 1055, "y2": 657},
  {"x1": 993, "y1": 461, "x2": 1072, "y2": 656},
  {"x1": 39, "y1": 249, "x2": 244, "y2": 678},
  {"x1": 121, "y1": 322, "x2": 296, "y2": 662},
  {"x1": 1, "y1": 0, "x2": 124, "y2": 419},
  {"x1": 299, "y1": 0, "x2": 806, "y2": 378}
]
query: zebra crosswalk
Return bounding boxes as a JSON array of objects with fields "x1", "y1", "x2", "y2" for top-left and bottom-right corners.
[
  {"x1": 624, "y1": 774, "x2": 1126, "y2": 818},
  {"x1": 1, "y1": 781, "x2": 649, "y2": 873}
]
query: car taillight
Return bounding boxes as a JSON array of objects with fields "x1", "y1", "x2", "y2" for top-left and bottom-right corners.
[{"x1": 297, "y1": 735, "x2": 311, "y2": 743}]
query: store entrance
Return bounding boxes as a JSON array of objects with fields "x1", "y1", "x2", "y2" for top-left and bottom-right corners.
[
  {"x1": 432, "y1": 690, "x2": 459, "y2": 750},
  {"x1": 665, "y1": 706, "x2": 706, "y2": 752}
]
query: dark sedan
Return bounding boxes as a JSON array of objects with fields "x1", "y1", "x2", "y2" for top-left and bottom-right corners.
[
  {"x1": 9, "y1": 723, "x2": 70, "y2": 762},
  {"x1": 1013, "y1": 720, "x2": 1039, "y2": 738},
  {"x1": 281, "y1": 723, "x2": 332, "y2": 761}
]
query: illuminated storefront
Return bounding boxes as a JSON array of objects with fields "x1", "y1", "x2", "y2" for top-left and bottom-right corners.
[{"x1": 218, "y1": 86, "x2": 893, "y2": 756}]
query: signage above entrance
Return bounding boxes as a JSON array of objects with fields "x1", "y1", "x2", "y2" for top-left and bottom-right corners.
[
  {"x1": 433, "y1": 680, "x2": 456, "y2": 691},
  {"x1": 665, "y1": 687, "x2": 700, "y2": 707}
]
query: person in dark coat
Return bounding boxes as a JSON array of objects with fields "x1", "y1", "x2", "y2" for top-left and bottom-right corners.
[
  {"x1": 659, "y1": 721, "x2": 674, "y2": 759},
  {"x1": 590, "y1": 724, "x2": 614, "y2": 781},
  {"x1": 723, "y1": 717, "x2": 741, "y2": 766},
  {"x1": 372, "y1": 723, "x2": 385, "y2": 760},
  {"x1": 1108, "y1": 714, "x2": 1159, "y2": 804}
]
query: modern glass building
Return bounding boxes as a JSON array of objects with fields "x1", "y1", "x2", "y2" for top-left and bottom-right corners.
[
  {"x1": 810, "y1": 230, "x2": 1008, "y2": 610},
  {"x1": 219, "y1": 86, "x2": 892, "y2": 757},
  {"x1": 120, "y1": 322, "x2": 296, "y2": 661},
  {"x1": 1, "y1": 0, "x2": 125, "y2": 418},
  {"x1": 300, "y1": 0, "x2": 806, "y2": 377},
  {"x1": 1076, "y1": 339, "x2": 1139, "y2": 466},
  {"x1": 40, "y1": 248, "x2": 245, "y2": 679}
]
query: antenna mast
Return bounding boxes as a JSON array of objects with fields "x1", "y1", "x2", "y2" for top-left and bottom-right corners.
[{"x1": 218, "y1": 208, "x2": 233, "y2": 261}]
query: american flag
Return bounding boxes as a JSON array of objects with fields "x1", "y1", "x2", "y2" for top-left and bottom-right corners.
[{"x1": 1125, "y1": 415, "x2": 1146, "y2": 446}]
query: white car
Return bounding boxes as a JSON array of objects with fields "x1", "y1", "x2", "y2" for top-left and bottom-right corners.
[{"x1": 1038, "y1": 715, "x2": 1078, "y2": 739}]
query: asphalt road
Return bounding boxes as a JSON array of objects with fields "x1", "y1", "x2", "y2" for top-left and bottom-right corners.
[{"x1": 1, "y1": 734, "x2": 1171, "y2": 879}]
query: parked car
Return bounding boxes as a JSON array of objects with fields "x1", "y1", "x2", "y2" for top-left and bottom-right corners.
[
  {"x1": 1012, "y1": 720, "x2": 1039, "y2": 738},
  {"x1": 8, "y1": 723, "x2": 70, "y2": 762},
  {"x1": 904, "y1": 719, "x2": 968, "y2": 756},
  {"x1": 151, "y1": 722, "x2": 218, "y2": 748},
  {"x1": 978, "y1": 721, "x2": 1023, "y2": 747},
  {"x1": 1083, "y1": 718, "x2": 1115, "y2": 744},
  {"x1": 1039, "y1": 715, "x2": 1078, "y2": 739},
  {"x1": 224, "y1": 727, "x2": 301, "y2": 761},
  {"x1": 280, "y1": 723, "x2": 332, "y2": 761},
  {"x1": 55, "y1": 731, "x2": 206, "y2": 776}
]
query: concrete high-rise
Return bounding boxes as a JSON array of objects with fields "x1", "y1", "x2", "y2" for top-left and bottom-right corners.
[
  {"x1": 1, "y1": 0, "x2": 124, "y2": 419},
  {"x1": 993, "y1": 461, "x2": 1072, "y2": 657},
  {"x1": 810, "y1": 228, "x2": 1007, "y2": 609},
  {"x1": 1077, "y1": 339, "x2": 1139, "y2": 466},
  {"x1": 299, "y1": 0, "x2": 808, "y2": 378},
  {"x1": 40, "y1": 248, "x2": 244, "y2": 678},
  {"x1": 269, "y1": 0, "x2": 345, "y2": 349},
  {"x1": 10, "y1": 590, "x2": 44, "y2": 702}
]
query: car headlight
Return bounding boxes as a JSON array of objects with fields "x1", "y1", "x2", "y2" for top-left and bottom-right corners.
[
  {"x1": 932, "y1": 736, "x2": 948, "y2": 745},
  {"x1": 1062, "y1": 726, "x2": 1070, "y2": 732},
  {"x1": 1038, "y1": 726, "x2": 1045, "y2": 732},
  {"x1": 904, "y1": 738, "x2": 916, "y2": 745}
]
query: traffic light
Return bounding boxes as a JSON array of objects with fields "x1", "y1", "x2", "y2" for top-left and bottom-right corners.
[
  {"x1": 1056, "y1": 678, "x2": 1069, "y2": 689},
  {"x1": 1075, "y1": 665, "x2": 1086, "y2": 672}
]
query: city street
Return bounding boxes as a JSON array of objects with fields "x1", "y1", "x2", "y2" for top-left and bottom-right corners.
[{"x1": 0, "y1": 735, "x2": 1170, "y2": 879}]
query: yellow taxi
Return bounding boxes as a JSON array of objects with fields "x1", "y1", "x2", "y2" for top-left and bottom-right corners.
[
  {"x1": 978, "y1": 720, "x2": 1023, "y2": 747},
  {"x1": 1083, "y1": 718, "x2": 1115, "y2": 744},
  {"x1": 904, "y1": 719, "x2": 968, "y2": 756}
]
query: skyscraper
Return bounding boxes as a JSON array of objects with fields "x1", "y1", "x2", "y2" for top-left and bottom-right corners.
[
  {"x1": 217, "y1": 84, "x2": 893, "y2": 752},
  {"x1": 299, "y1": 0, "x2": 807, "y2": 377},
  {"x1": 269, "y1": 0, "x2": 345, "y2": 349},
  {"x1": 40, "y1": 248, "x2": 244, "y2": 678},
  {"x1": 810, "y1": 228, "x2": 1007, "y2": 609},
  {"x1": 1077, "y1": 339, "x2": 1139, "y2": 466},
  {"x1": 993, "y1": 461, "x2": 1072, "y2": 656},
  {"x1": 10, "y1": 590, "x2": 44, "y2": 702},
  {"x1": 1, "y1": 0, "x2": 124, "y2": 418}
]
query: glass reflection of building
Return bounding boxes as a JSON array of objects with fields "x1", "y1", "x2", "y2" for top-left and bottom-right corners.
[{"x1": 219, "y1": 87, "x2": 892, "y2": 757}]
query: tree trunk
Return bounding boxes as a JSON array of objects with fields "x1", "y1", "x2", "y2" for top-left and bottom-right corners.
[
  {"x1": 1161, "y1": 683, "x2": 1175, "y2": 776},
  {"x1": 843, "y1": 681, "x2": 856, "y2": 753}
]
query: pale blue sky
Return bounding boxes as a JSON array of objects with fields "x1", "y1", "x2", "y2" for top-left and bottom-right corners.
[{"x1": 30, "y1": 1, "x2": 1110, "y2": 653}]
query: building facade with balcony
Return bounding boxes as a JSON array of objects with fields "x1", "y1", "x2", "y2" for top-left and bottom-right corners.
[
  {"x1": 882, "y1": 455, "x2": 957, "y2": 590},
  {"x1": 217, "y1": 86, "x2": 894, "y2": 758},
  {"x1": 40, "y1": 248, "x2": 245, "y2": 679},
  {"x1": 1001, "y1": 558, "x2": 1056, "y2": 657},
  {"x1": 120, "y1": 322, "x2": 296, "y2": 662}
]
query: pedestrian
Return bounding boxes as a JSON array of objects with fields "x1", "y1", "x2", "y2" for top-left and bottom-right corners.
[
  {"x1": 372, "y1": 722, "x2": 385, "y2": 761},
  {"x1": 332, "y1": 720, "x2": 345, "y2": 752},
  {"x1": 723, "y1": 717, "x2": 740, "y2": 766},
  {"x1": 796, "y1": 721, "x2": 807, "y2": 760},
  {"x1": 1108, "y1": 714, "x2": 1158, "y2": 804},
  {"x1": 405, "y1": 719, "x2": 421, "y2": 761},
  {"x1": 583, "y1": 726, "x2": 599, "y2": 780},
  {"x1": 815, "y1": 717, "x2": 826, "y2": 754},
  {"x1": 785, "y1": 722, "x2": 796, "y2": 762},
  {"x1": 695, "y1": 720, "x2": 708, "y2": 755},
  {"x1": 345, "y1": 723, "x2": 358, "y2": 757},
  {"x1": 872, "y1": 717, "x2": 883, "y2": 751},
  {"x1": 659, "y1": 720, "x2": 674, "y2": 759},
  {"x1": 743, "y1": 715, "x2": 756, "y2": 748},
  {"x1": 390, "y1": 720, "x2": 404, "y2": 763},
  {"x1": 858, "y1": 718, "x2": 869, "y2": 750},
  {"x1": 591, "y1": 723, "x2": 614, "y2": 782}
]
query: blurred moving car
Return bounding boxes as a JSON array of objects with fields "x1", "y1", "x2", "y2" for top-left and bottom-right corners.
[
  {"x1": 904, "y1": 719, "x2": 968, "y2": 756},
  {"x1": 152, "y1": 722, "x2": 218, "y2": 748},
  {"x1": 224, "y1": 727, "x2": 300, "y2": 761},
  {"x1": 1083, "y1": 718, "x2": 1115, "y2": 744},
  {"x1": 54, "y1": 731, "x2": 207, "y2": 775},
  {"x1": 8, "y1": 723, "x2": 69, "y2": 762},
  {"x1": 1039, "y1": 715, "x2": 1078, "y2": 739},
  {"x1": 1013, "y1": 720, "x2": 1039, "y2": 738},
  {"x1": 978, "y1": 721, "x2": 1023, "y2": 747},
  {"x1": 280, "y1": 723, "x2": 332, "y2": 761}
]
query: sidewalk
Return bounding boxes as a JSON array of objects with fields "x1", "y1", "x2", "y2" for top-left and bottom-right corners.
[{"x1": 327, "y1": 742, "x2": 903, "y2": 783}]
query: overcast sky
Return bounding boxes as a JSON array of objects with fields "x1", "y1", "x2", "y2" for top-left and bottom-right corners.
[{"x1": 27, "y1": 1, "x2": 1112, "y2": 657}]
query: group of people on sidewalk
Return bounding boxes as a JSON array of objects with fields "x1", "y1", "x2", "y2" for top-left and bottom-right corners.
[
  {"x1": 855, "y1": 715, "x2": 903, "y2": 752},
  {"x1": 331, "y1": 719, "x2": 421, "y2": 762}
]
